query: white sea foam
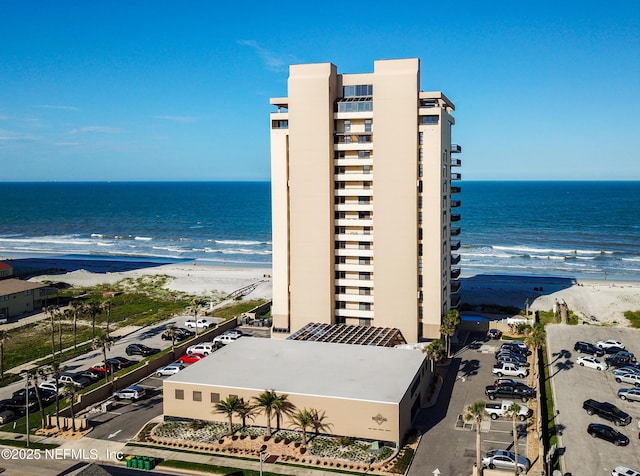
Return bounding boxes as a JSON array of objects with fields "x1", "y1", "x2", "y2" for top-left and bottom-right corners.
[
  {"x1": 213, "y1": 239, "x2": 269, "y2": 246},
  {"x1": 134, "y1": 236, "x2": 153, "y2": 241}
]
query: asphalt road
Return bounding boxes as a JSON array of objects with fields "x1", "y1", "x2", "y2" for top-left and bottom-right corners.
[
  {"x1": 546, "y1": 324, "x2": 640, "y2": 475},
  {"x1": 409, "y1": 333, "x2": 531, "y2": 476}
]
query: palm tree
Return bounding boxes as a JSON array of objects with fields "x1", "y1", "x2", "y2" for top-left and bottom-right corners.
[
  {"x1": 235, "y1": 398, "x2": 257, "y2": 429},
  {"x1": 49, "y1": 362, "x2": 63, "y2": 429},
  {"x1": 464, "y1": 400, "x2": 487, "y2": 476},
  {"x1": 86, "y1": 302, "x2": 101, "y2": 338},
  {"x1": 164, "y1": 325, "x2": 179, "y2": 354},
  {"x1": 273, "y1": 392, "x2": 296, "y2": 432},
  {"x1": 47, "y1": 305, "x2": 57, "y2": 357},
  {"x1": 309, "y1": 408, "x2": 332, "y2": 437},
  {"x1": 62, "y1": 383, "x2": 77, "y2": 432},
  {"x1": 101, "y1": 300, "x2": 112, "y2": 337},
  {"x1": 214, "y1": 395, "x2": 242, "y2": 436},
  {"x1": 0, "y1": 329, "x2": 10, "y2": 379},
  {"x1": 31, "y1": 368, "x2": 47, "y2": 429},
  {"x1": 253, "y1": 389, "x2": 279, "y2": 436},
  {"x1": 92, "y1": 334, "x2": 113, "y2": 382},
  {"x1": 423, "y1": 338, "x2": 445, "y2": 373},
  {"x1": 506, "y1": 401, "x2": 522, "y2": 476},
  {"x1": 69, "y1": 300, "x2": 84, "y2": 350},
  {"x1": 289, "y1": 408, "x2": 314, "y2": 445},
  {"x1": 440, "y1": 309, "x2": 460, "y2": 358},
  {"x1": 524, "y1": 323, "x2": 546, "y2": 435}
]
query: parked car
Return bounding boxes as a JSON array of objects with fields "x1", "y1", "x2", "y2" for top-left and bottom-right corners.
[
  {"x1": 607, "y1": 355, "x2": 634, "y2": 368},
  {"x1": 597, "y1": 340, "x2": 625, "y2": 350},
  {"x1": 615, "y1": 373, "x2": 640, "y2": 387},
  {"x1": 496, "y1": 354, "x2": 530, "y2": 367},
  {"x1": 58, "y1": 373, "x2": 91, "y2": 388},
  {"x1": 186, "y1": 343, "x2": 217, "y2": 355},
  {"x1": 493, "y1": 378, "x2": 521, "y2": 387},
  {"x1": 109, "y1": 356, "x2": 137, "y2": 368},
  {"x1": 126, "y1": 343, "x2": 160, "y2": 357},
  {"x1": 12, "y1": 387, "x2": 55, "y2": 406},
  {"x1": 486, "y1": 328, "x2": 503, "y2": 340},
  {"x1": 79, "y1": 369, "x2": 101, "y2": 381},
  {"x1": 492, "y1": 362, "x2": 528, "y2": 378},
  {"x1": 177, "y1": 353, "x2": 205, "y2": 364},
  {"x1": 161, "y1": 327, "x2": 195, "y2": 341},
  {"x1": 485, "y1": 383, "x2": 535, "y2": 402},
  {"x1": 574, "y1": 341, "x2": 605, "y2": 356},
  {"x1": 587, "y1": 423, "x2": 629, "y2": 446},
  {"x1": 612, "y1": 466, "x2": 640, "y2": 476},
  {"x1": 613, "y1": 366, "x2": 640, "y2": 377},
  {"x1": 583, "y1": 399, "x2": 632, "y2": 426},
  {"x1": 39, "y1": 380, "x2": 61, "y2": 394},
  {"x1": 113, "y1": 385, "x2": 146, "y2": 401},
  {"x1": 184, "y1": 318, "x2": 215, "y2": 329},
  {"x1": 0, "y1": 410, "x2": 15, "y2": 424},
  {"x1": 496, "y1": 341, "x2": 531, "y2": 356},
  {"x1": 618, "y1": 388, "x2": 640, "y2": 402},
  {"x1": 89, "y1": 363, "x2": 115, "y2": 375},
  {"x1": 485, "y1": 400, "x2": 532, "y2": 421},
  {"x1": 577, "y1": 356, "x2": 608, "y2": 371},
  {"x1": 481, "y1": 449, "x2": 530, "y2": 473},
  {"x1": 213, "y1": 334, "x2": 240, "y2": 345},
  {"x1": 156, "y1": 363, "x2": 185, "y2": 377}
]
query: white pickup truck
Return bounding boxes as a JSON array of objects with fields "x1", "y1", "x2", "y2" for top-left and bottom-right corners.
[
  {"x1": 485, "y1": 400, "x2": 532, "y2": 421},
  {"x1": 184, "y1": 318, "x2": 215, "y2": 329},
  {"x1": 492, "y1": 362, "x2": 529, "y2": 378}
]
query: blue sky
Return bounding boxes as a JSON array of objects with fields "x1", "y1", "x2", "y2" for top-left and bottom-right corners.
[{"x1": 1, "y1": 1, "x2": 639, "y2": 181}]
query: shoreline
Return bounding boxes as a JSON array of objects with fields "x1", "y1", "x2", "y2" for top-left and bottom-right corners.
[{"x1": 5, "y1": 254, "x2": 640, "y2": 326}]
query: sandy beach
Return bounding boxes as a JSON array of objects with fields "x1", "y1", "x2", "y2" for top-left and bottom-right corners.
[{"x1": 13, "y1": 256, "x2": 640, "y2": 327}]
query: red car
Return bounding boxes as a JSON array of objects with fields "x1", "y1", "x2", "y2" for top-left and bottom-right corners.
[
  {"x1": 177, "y1": 353, "x2": 205, "y2": 364},
  {"x1": 89, "y1": 363, "x2": 115, "y2": 375}
]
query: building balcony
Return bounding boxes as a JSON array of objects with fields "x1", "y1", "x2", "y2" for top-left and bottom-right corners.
[
  {"x1": 451, "y1": 294, "x2": 462, "y2": 309},
  {"x1": 335, "y1": 203, "x2": 374, "y2": 212},
  {"x1": 451, "y1": 186, "x2": 461, "y2": 194},
  {"x1": 335, "y1": 263, "x2": 374, "y2": 273},
  {"x1": 451, "y1": 227, "x2": 461, "y2": 236},
  {"x1": 451, "y1": 144, "x2": 462, "y2": 153},
  {"x1": 451, "y1": 214, "x2": 461, "y2": 222},
  {"x1": 334, "y1": 157, "x2": 373, "y2": 167},
  {"x1": 334, "y1": 308, "x2": 374, "y2": 319},
  {"x1": 451, "y1": 199, "x2": 461, "y2": 208},
  {"x1": 335, "y1": 143, "x2": 373, "y2": 152},
  {"x1": 335, "y1": 189, "x2": 373, "y2": 197},
  {"x1": 335, "y1": 293, "x2": 375, "y2": 303},
  {"x1": 335, "y1": 218, "x2": 373, "y2": 227},
  {"x1": 336, "y1": 278, "x2": 373, "y2": 287},
  {"x1": 451, "y1": 158, "x2": 462, "y2": 167},
  {"x1": 335, "y1": 233, "x2": 373, "y2": 242},
  {"x1": 450, "y1": 267, "x2": 461, "y2": 279},
  {"x1": 451, "y1": 172, "x2": 462, "y2": 180},
  {"x1": 335, "y1": 248, "x2": 374, "y2": 257},
  {"x1": 451, "y1": 254, "x2": 461, "y2": 265},
  {"x1": 450, "y1": 240, "x2": 461, "y2": 251},
  {"x1": 334, "y1": 173, "x2": 374, "y2": 182},
  {"x1": 451, "y1": 280, "x2": 461, "y2": 294}
]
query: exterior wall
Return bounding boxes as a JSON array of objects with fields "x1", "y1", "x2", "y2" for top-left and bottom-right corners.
[
  {"x1": 163, "y1": 382, "x2": 401, "y2": 444},
  {"x1": 0, "y1": 281, "x2": 49, "y2": 319},
  {"x1": 370, "y1": 58, "x2": 420, "y2": 343},
  {"x1": 0, "y1": 263, "x2": 13, "y2": 279}
]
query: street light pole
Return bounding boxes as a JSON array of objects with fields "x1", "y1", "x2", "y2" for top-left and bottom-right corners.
[
  {"x1": 24, "y1": 373, "x2": 30, "y2": 447},
  {"x1": 259, "y1": 444, "x2": 267, "y2": 476}
]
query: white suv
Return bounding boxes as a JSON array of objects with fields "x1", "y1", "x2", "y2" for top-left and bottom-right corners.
[{"x1": 615, "y1": 373, "x2": 640, "y2": 387}]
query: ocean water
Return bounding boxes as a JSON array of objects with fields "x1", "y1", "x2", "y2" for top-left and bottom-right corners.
[{"x1": 0, "y1": 181, "x2": 638, "y2": 280}]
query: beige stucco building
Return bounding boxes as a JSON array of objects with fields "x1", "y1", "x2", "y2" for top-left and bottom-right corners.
[
  {"x1": 270, "y1": 58, "x2": 461, "y2": 343},
  {"x1": 162, "y1": 337, "x2": 431, "y2": 446},
  {"x1": 0, "y1": 278, "x2": 50, "y2": 320}
]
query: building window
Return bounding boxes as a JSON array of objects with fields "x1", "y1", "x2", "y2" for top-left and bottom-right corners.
[
  {"x1": 336, "y1": 286, "x2": 346, "y2": 294},
  {"x1": 365, "y1": 119, "x2": 372, "y2": 132},
  {"x1": 271, "y1": 120, "x2": 288, "y2": 129},
  {"x1": 419, "y1": 132, "x2": 424, "y2": 145},
  {"x1": 359, "y1": 257, "x2": 371, "y2": 265},
  {"x1": 358, "y1": 211, "x2": 371, "y2": 219},
  {"x1": 418, "y1": 164, "x2": 423, "y2": 177},
  {"x1": 359, "y1": 272, "x2": 371, "y2": 280},
  {"x1": 358, "y1": 150, "x2": 371, "y2": 158},
  {"x1": 335, "y1": 271, "x2": 346, "y2": 279},
  {"x1": 359, "y1": 303, "x2": 371, "y2": 311},
  {"x1": 337, "y1": 101, "x2": 373, "y2": 113},
  {"x1": 344, "y1": 120, "x2": 351, "y2": 132},
  {"x1": 211, "y1": 392, "x2": 220, "y2": 403},
  {"x1": 335, "y1": 256, "x2": 346, "y2": 264},
  {"x1": 193, "y1": 391, "x2": 202, "y2": 402},
  {"x1": 359, "y1": 318, "x2": 371, "y2": 327},
  {"x1": 358, "y1": 135, "x2": 371, "y2": 144},
  {"x1": 363, "y1": 165, "x2": 371, "y2": 174},
  {"x1": 363, "y1": 226, "x2": 371, "y2": 235},
  {"x1": 359, "y1": 242, "x2": 370, "y2": 250},
  {"x1": 175, "y1": 389, "x2": 184, "y2": 400},
  {"x1": 420, "y1": 115, "x2": 439, "y2": 125},
  {"x1": 336, "y1": 301, "x2": 346, "y2": 309},
  {"x1": 358, "y1": 196, "x2": 370, "y2": 204},
  {"x1": 343, "y1": 84, "x2": 373, "y2": 97},
  {"x1": 359, "y1": 287, "x2": 371, "y2": 295}
]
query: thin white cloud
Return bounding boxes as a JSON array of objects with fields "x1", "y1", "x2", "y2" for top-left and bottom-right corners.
[
  {"x1": 0, "y1": 129, "x2": 36, "y2": 141},
  {"x1": 238, "y1": 40, "x2": 295, "y2": 73},
  {"x1": 69, "y1": 126, "x2": 125, "y2": 134},
  {"x1": 154, "y1": 115, "x2": 197, "y2": 123},
  {"x1": 36, "y1": 104, "x2": 81, "y2": 111}
]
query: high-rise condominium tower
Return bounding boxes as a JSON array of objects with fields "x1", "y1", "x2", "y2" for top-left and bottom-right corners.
[{"x1": 269, "y1": 58, "x2": 461, "y2": 343}]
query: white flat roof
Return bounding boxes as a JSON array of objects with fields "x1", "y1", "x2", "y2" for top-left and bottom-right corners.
[{"x1": 167, "y1": 337, "x2": 426, "y2": 404}]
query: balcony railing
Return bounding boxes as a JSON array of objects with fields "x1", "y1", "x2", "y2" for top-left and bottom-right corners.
[
  {"x1": 451, "y1": 227, "x2": 461, "y2": 236},
  {"x1": 451, "y1": 214, "x2": 461, "y2": 222},
  {"x1": 451, "y1": 294, "x2": 462, "y2": 309},
  {"x1": 450, "y1": 240, "x2": 461, "y2": 251},
  {"x1": 451, "y1": 280, "x2": 462, "y2": 294},
  {"x1": 451, "y1": 254, "x2": 461, "y2": 265},
  {"x1": 451, "y1": 158, "x2": 462, "y2": 167},
  {"x1": 451, "y1": 186, "x2": 461, "y2": 194},
  {"x1": 451, "y1": 199, "x2": 461, "y2": 208},
  {"x1": 451, "y1": 144, "x2": 462, "y2": 153},
  {"x1": 451, "y1": 172, "x2": 462, "y2": 180},
  {"x1": 450, "y1": 267, "x2": 461, "y2": 279}
]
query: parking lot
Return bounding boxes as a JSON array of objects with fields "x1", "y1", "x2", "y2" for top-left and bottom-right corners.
[
  {"x1": 410, "y1": 332, "x2": 533, "y2": 476},
  {"x1": 547, "y1": 324, "x2": 640, "y2": 475}
]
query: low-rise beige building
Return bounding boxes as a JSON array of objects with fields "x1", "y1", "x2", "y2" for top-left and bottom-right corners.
[
  {"x1": 163, "y1": 337, "x2": 431, "y2": 446},
  {"x1": 0, "y1": 278, "x2": 50, "y2": 320}
]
